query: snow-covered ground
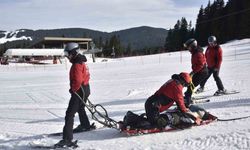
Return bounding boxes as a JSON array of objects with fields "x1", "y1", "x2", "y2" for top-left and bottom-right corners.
[{"x1": 0, "y1": 39, "x2": 250, "y2": 150}]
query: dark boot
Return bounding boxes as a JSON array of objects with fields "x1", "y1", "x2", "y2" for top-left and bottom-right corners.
[
  {"x1": 54, "y1": 139, "x2": 78, "y2": 148},
  {"x1": 214, "y1": 89, "x2": 227, "y2": 96},
  {"x1": 73, "y1": 123, "x2": 96, "y2": 133},
  {"x1": 202, "y1": 112, "x2": 218, "y2": 120}
]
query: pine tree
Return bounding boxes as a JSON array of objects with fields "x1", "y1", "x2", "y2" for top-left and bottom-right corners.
[
  {"x1": 195, "y1": 5, "x2": 206, "y2": 45},
  {"x1": 165, "y1": 18, "x2": 194, "y2": 52}
]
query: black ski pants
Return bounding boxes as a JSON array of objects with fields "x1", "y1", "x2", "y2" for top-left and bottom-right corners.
[
  {"x1": 63, "y1": 84, "x2": 90, "y2": 141},
  {"x1": 200, "y1": 67, "x2": 224, "y2": 90},
  {"x1": 145, "y1": 95, "x2": 159, "y2": 125},
  {"x1": 185, "y1": 67, "x2": 208, "y2": 100},
  {"x1": 145, "y1": 94, "x2": 171, "y2": 125}
]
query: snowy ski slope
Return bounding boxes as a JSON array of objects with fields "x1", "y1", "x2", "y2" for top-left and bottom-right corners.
[{"x1": 0, "y1": 39, "x2": 250, "y2": 150}]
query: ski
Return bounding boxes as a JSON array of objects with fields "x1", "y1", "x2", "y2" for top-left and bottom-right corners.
[
  {"x1": 214, "y1": 90, "x2": 240, "y2": 96},
  {"x1": 192, "y1": 95, "x2": 213, "y2": 100},
  {"x1": 30, "y1": 140, "x2": 78, "y2": 149},
  {"x1": 192, "y1": 99, "x2": 210, "y2": 104},
  {"x1": 48, "y1": 123, "x2": 96, "y2": 137},
  {"x1": 192, "y1": 90, "x2": 240, "y2": 100},
  {"x1": 48, "y1": 127, "x2": 96, "y2": 137},
  {"x1": 121, "y1": 119, "x2": 216, "y2": 136}
]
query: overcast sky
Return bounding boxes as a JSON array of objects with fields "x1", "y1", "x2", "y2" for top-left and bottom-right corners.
[{"x1": 1, "y1": 0, "x2": 212, "y2": 32}]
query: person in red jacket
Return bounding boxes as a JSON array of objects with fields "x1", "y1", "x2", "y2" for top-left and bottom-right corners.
[
  {"x1": 183, "y1": 38, "x2": 208, "y2": 105},
  {"x1": 55, "y1": 43, "x2": 95, "y2": 148},
  {"x1": 196, "y1": 36, "x2": 226, "y2": 95},
  {"x1": 145, "y1": 72, "x2": 201, "y2": 128}
]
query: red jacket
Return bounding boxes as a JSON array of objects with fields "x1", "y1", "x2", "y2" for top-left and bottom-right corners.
[
  {"x1": 205, "y1": 45, "x2": 222, "y2": 69},
  {"x1": 70, "y1": 61, "x2": 90, "y2": 92},
  {"x1": 154, "y1": 79, "x2": 188, "y2": 113},
  {"x1": 191, "y1": 47, "x2": 206, "y2": 73}
]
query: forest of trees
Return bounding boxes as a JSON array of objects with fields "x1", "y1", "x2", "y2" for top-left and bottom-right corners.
[
  {"x1": 1, "y1": 0, "x2": 249, "y2": 57},
  {"x1": 165, "y1": 0, "x2": 250, "y2": 52},
  {"x1": 94, "y1": 35, "x2": 164, "y2": 58}
]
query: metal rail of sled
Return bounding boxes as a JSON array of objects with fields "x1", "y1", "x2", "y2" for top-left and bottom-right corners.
[{"x1": 74, "y1": 89, "x2": 120, "y2": 130}]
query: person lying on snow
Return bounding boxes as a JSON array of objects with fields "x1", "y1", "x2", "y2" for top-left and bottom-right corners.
[{"x1": 120, "y1": 72, "x2": 217, "y2": 130}]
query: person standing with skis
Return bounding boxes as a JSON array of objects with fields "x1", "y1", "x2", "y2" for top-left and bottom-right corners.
[
  {"x1": 183, "y1": 38, "x2": 208, "y2": 105},
  {"x1": 145, "y1": 72, "x2": 201, "y2": 128},
  {"x1": 55, "y1": 43, "x2": 95, "y2": 148},
  {"x1": 196, "y1": 36, "x2": 226, "y2": 95}
]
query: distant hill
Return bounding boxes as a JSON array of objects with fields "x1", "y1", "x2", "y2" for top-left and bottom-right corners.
[
  {"x1": 111, "y1": 26, "x2": 168, "y2": 50},
  {"x1": 0, "y1": 26, "x2": 168, "y2": 51}
]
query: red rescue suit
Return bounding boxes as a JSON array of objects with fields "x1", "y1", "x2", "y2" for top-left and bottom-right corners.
[
  {"x1": 205, "y1": 45, "x2": 222, "y2": 69},
  {"x1": 154, "y1": 79, "x2": 188, "y2": 113},
  {"x1": 190, "y1": 47, "x2": 207, "y2": 73},
  {"x1": 70, "y1": 63, "x2": 90, "y2": 92}
]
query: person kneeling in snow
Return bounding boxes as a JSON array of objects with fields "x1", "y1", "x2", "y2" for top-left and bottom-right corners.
[
  {"x1": 120, "y1": 72, "x2": 217, "y2": 131},
  {"x1": 121, "y1": 104, "x2": 216, "y2": 131},
  {"x1": 144, "y1": 72, "x2": 202, "y2": 128}
]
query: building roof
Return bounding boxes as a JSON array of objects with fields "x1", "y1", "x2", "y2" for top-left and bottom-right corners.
[
  {"x1": 4, "y1": 49, "x2": 64, "y2": 57},
  {"x1": 42, "y1": 37, "x2": 92, "y2": 42},
  {"x1": 31, "y1": 37, "x2": 92, "y2": 48}
]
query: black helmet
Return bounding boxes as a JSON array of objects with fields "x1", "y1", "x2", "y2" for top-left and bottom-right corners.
[
  {"x1": 64, "y1": 42, "x2": 80, "y2": 57},
  {"x1": 208, "y1": 36, "x2": 217, "y2": 45},
  {"x1": 184, "y1": 38, "x2": 197, "y2": 49}
]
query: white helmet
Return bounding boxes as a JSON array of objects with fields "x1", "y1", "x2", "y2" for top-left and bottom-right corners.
[
  {"x1": 64, "y1": 42, "x2": 80, "y2": 57},
  {"x1": 208, "y1": 36, "x2": 217, "y2": 45}
]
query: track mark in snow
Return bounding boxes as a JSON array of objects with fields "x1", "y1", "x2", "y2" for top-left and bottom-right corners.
[
  {"x1": 47, "y1": 110, "x2": 62, "y2": 119},
  {"x1": 177, "y1": 130, "x2": 250, "y2": 150},
  {"x1": 25, "y1": 93, "x2": 38, "y2": 103},
  {"x1": 41, "y1": 92, "x2": 58, "y2": 102},
  {"x1": 202, "y1": 97, "x2": 250, "y2": 110},
  {"x1": 126, "y1": 89, "x2": 142, "y2": 97}
]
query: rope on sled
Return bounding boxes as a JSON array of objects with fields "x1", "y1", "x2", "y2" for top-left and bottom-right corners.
[{"x1": 218, "y1": 115, "x2": 250, "y2": 121}]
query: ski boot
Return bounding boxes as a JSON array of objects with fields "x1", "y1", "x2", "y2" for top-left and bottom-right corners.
[
  {"x1": 214, "y1": 89, "x2": 227, "y2": 96},
  {"x1": 202, "y1": 112, "x2": 218, "y2": 121},
  {"x1": 54, "y1": 139, "x2": 78, "y2": 148},
  {"x1": 73, "y1": 123, "x2": 96, "y2": 133},
  {"x1": 195, "y1": 87, "x2": 204, "y2": 94}
]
